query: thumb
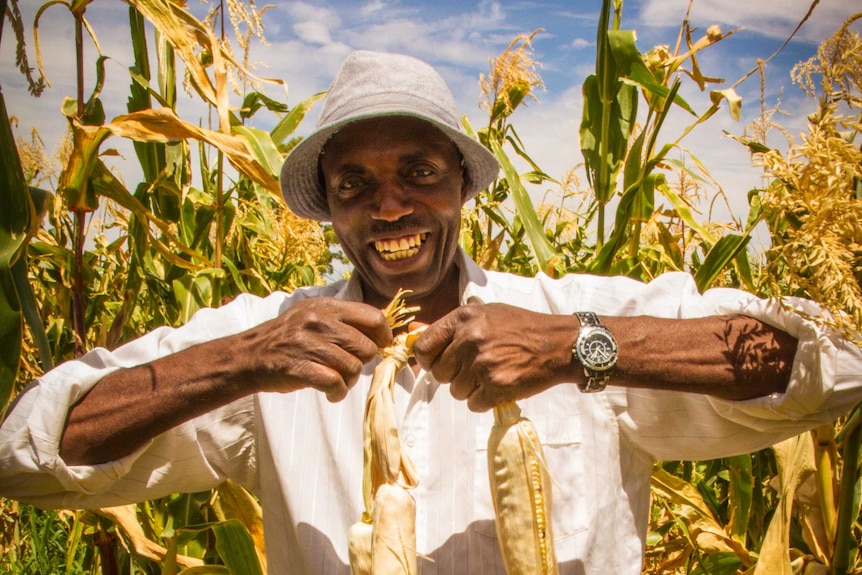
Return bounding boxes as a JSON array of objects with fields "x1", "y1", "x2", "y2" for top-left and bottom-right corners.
[{"x1": 412, "y1": 315, "x2": 455, "y2": 370}]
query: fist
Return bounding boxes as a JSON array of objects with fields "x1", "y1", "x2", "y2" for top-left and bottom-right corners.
[
  {"x1": 413, "y1": 304, "x2": 575, "y2": 411},
  {"x1": 245, "y1": 298, "x2": 393, "y2": 401}
]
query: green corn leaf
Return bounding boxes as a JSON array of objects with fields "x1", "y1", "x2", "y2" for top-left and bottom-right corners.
[
  {"x1": 89, "y1": 159, "x2": 209, "y2": 268},
  {"x1": 580, "y1": 75, "x2": 637, "y2": 204},
  {"x1": 745, "y1": 189, "x2": 765, "y2": 232},
  {"x1": 592, "y1": 172, "x2": 665, "y2": 273},
  {"x1": 13, "y1": 189, "x2": 53, "y2": 373},
  {"x1": 690, "y1": 551, "x2": 744, "y2": 575},
  {"x1": 220, "y1": 256, "x2": 250, "y2": 294},
  {"x1": 693, "y1": 233, "x2": 751, "y2": 293},
  {"x1": 0, "y1": 91, "x2": 29, "y2": 412},
  {"x1": 156, "y1": 29, "x2": 177, "y2": 109},
  {"x1": 608, "y1": 29, "x2": 696, "y2": 116},
  {"x1": 234, "y1": 125, "x2": 282, "y2": 179},
  {"x1": 723, "y1": 131, "x2": 773, "y2": 155},
  {"x1": 661, "y1": 184, "x2": 718, "y2": 244},
  {"x1": 733, "y1": 246, "x2": 755, "y2": 292},
  {"x1": 173, "y1": 272, "x2": 217, "y2": 324},
  {"x1": 271, "y1": 91, "x2": 326, "y2": 146},
  {"x1": 488, "y1": 137, "x2": 558, "y2": 275},
  {"x1": 726, "y1": 454, "x2": 753, "y2": 544},
  {"x1": 214, "y1": 480, "x2": 265, "y2": 561},
  {"x1": 239, "y1": 91, "x2": 288, "y2": 121},
  {"x1": 580, "y1": 1, "x2": 638, "y2": 250},
  {"x1": 622, "y1": 128, "x2": 646, "y2": 197},
  {"x1": 212, "y1": 519, "x2": 264, "y2": 575}
]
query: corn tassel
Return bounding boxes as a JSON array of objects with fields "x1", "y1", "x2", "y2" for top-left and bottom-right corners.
[
  {"x1": 349, "y1": 291, "x2": 424, "y2": 575},
  {"x1": 487, "y1": 401, "x2": 559, "y2": 575}
]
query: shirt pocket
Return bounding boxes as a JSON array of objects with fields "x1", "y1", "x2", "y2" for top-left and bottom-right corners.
[{"x1": 472, "y1": 411, "x2": 589, "y2": 542}]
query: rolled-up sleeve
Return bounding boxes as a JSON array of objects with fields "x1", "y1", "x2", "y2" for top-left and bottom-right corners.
[
  {"x1": 593, "y1": 273, "x2": 862, "y2": 461},
  {"x1": 0, "y1": 291, "x2": 291, "y2": 509}
]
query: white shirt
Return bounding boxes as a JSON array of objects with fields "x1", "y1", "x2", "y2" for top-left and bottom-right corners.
[{"x1": 2, "y1": 252, "x2": 861, "y2": 574}]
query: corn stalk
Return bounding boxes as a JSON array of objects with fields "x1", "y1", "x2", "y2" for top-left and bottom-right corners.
[{"x1": 3, "y1": 0, "x2": 326, "y2": 572}]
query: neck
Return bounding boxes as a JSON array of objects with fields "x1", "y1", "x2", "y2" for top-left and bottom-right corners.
[{"x1": 362, "y1": 266, "x2": 461, "y2": 327}]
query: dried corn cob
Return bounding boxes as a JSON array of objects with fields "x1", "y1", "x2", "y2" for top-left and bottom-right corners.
[
  {"x1": 371, "y1": 483, "x2": 418, "y2": 575},
  {"x1": 348, "y1": 291, "x2": 423, "y2": 575},
  {"x1": 487, "y1": 401, "x2": 559, "y2": 575},
  {"x1": 348, "y1": 521, "x2": 374, "y2": 575}
]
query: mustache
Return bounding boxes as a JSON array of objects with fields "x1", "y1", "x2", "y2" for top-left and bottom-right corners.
[{"x1": 370, "y1": 216, "x2": 427, "y2": 235}]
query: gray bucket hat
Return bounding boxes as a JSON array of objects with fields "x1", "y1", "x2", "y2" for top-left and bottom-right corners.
[{"x1": 279, "y1": 50, "x2": 500, "y2": 221}]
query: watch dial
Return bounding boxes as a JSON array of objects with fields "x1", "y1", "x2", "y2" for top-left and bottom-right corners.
[{"x1": 579, "y1": 330, "x2": 617, "y2": 370}]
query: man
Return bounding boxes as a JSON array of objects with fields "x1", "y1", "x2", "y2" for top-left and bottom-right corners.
[{"x1": 1, "y1": 50, "x2": 861, "y2": 575}]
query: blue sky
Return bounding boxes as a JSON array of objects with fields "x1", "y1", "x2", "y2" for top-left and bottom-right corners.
[{"x1": 2, "y1": 0, "x2": 859, "y2": 244}]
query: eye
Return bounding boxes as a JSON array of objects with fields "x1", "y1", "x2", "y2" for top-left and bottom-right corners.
[
  {"x1": 330, "y1": 175, "x2": 368, "y2": 200},
  {"x1": 404, "y1": 163, "x2": 441, "y2": 183}
]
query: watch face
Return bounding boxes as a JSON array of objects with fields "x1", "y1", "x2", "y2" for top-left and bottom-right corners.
[{"x1": 576, "y1": 328, "x2": 618, "y2": 371}]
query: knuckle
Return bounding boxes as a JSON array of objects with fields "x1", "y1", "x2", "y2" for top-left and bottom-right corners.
[{"x1": 317, "y1": 369, "x2": 345, "y2": 394}]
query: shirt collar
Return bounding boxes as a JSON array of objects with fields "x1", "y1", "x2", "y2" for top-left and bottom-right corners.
[{"x1": 333, "y1": 248, "x2": 492, "y2": 307}]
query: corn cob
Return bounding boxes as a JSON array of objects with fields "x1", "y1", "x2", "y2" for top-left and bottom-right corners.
[
  {"x1": 348, "y1": 521, "x2": 374, "y2": 575},
  {"x1": 487, "y1": 400, "x2": 559, "y2": 575},
  {"x1": 349, "y1": 291, "x2": 423, "y2": 575},
  {"x1": 371, "y1": 483, "x2": 418, "y2": 575}
]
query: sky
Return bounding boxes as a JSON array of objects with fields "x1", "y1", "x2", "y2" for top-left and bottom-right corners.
[{"x1": 2, "y1": 0, "x2": 860, "y2": 250}]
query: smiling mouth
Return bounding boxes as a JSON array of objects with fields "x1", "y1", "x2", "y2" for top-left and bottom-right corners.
[{"x1": 374, "y1": 233, "x2": 428, "y2": 261}]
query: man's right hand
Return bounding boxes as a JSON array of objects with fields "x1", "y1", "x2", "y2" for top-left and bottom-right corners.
[
  {"x1": 60, "y1": 298, "x2": 391, "y2": 465},
  {"x1": 241, "y1": 298, "x2": 393, "y2": 400}
]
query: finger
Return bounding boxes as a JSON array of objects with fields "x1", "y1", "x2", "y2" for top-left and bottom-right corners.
[
  {"x1": 465, "y1": 388, "x2": 495, "y2": 413},
  {"x1": 333, "y1": 323, "x2": 382, "y2": 364},
  {"x1": 413, "y1": 313, "x2": 458, "y2": 370},
  {"x1": 302, "y1": 345, "x2": 365, "y2": 401},
  {"x1": 336, "y1": 301, "x2": 394, "y2": 348},
  {"x1": 449, "y1": 370, "x2": 475, "y2": 401}
]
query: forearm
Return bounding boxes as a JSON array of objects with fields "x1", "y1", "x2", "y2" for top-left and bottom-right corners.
[
  {"x1": 59, "y1": 297, "x2": 392, "y2": 466},
  {"x1": 60, "y1": 334, "x2": 253, "y2": 466},
  {"x1": 598, "y1": 314, "x2": 798, "y2": 400}
]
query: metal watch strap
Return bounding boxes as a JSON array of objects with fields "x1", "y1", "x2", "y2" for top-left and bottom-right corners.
[
  {"x1": 574, "y1": 312, "x2": 615, "y2": 393},
  {"x1": 576, "y1": 311, "x2": 600, "y2": 328}
]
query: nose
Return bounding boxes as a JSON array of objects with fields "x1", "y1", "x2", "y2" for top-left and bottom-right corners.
[{"x1": 372, "y1": 178, "x2": 414, "y2": 222}]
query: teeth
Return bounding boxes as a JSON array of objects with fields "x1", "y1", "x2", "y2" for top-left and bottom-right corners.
[{"x1": 375, "y1": 233, "x2": 427, "y2": 261}]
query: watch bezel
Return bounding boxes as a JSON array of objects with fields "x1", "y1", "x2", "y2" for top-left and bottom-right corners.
[{"x1": 575, "y1": 326, "x2": 618, "y2": 371}]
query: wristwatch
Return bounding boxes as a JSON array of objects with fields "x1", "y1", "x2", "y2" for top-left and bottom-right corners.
[{"x1": 573, "y1": 312, "x2": 618, "y2": 392}]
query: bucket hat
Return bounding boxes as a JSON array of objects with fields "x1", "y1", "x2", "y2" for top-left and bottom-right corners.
[{"x1": 279, "y1": 50, "x2": 500, "y2": 221}]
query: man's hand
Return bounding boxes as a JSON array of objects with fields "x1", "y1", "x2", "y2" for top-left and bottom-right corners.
[
  {"x1": 61, "y1": 298, "x2": 392, "y2": 465},
  {"x1": 243, "y1": 298, "x2": 393, "y2": 401},
  {"x1": 413, "y1": 304, "x2": 577, "y2": 411}
]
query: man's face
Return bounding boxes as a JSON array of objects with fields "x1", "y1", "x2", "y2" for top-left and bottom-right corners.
[{"x1": 320, "y1": 116, "x2": 467, "y2": 306}]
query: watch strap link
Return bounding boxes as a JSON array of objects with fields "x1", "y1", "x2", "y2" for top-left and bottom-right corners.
[{"x1": 575, "y1": 311, "x2": 600, "y2": 328}]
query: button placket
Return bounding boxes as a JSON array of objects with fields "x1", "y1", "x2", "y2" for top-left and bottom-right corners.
[{"x1": 398, "y1": 368, "x2": 431, "y2": 553}]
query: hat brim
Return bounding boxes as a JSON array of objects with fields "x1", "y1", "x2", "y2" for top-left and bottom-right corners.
[{"x1": 279, "y1": 111, "x2": 500, "y2": 222}]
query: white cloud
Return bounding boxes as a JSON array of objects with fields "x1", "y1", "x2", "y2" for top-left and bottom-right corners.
[
  {"x1": 293, "y1": 20, "x2": 334, "y2": 45},
  {"x1": 359, "y1": 0, "x2": 390, "y2": 18},
  {"x1": 571, "y1": 37, "x2": 592, "y2": 49},
  {"x1": 284, "y1": 1, "x2": 341, "y2": 24},
  {"x1": 639, "y1": 0, "x2": 859, "y2": 44}
]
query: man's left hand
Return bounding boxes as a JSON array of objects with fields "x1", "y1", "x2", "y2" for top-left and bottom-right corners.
[{"x1": 413, "y1": 303, "x2": 578, "y2": 411}]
